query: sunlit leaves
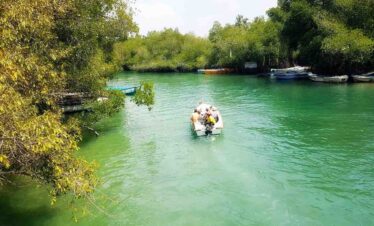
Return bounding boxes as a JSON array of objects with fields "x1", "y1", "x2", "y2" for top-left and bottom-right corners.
[
  {"x1": 322, "y1": 29, "x2": 374, "y2": 63},
  {"x1": 0, "y1": 0, "x2": 138, "y2": 206},
  {"x1": 133, "y1": 82, "x2": 155, "y2": 110}
]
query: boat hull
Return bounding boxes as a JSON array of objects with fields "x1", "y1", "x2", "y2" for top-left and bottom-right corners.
[
  {"x1": 198, "y1": 68, "x2": 234, "y2": 75},
  {"x1": 352, "y1": 74, "x2": 374, "y2": 83},
  {"x1": 270, "y1": 66, "x2": 310, "y2": 80},
  {"x1": 123, "y1": 87, "x2": 137, "y2": 95},
  {"x1": 271, "y1": 72, "x2": 309, "y2": 80},
  {"x1": 309, "y1": 75, "x2": 348, "y2": 83},
  {"x1": 194, "y1": 128, "x2": 223, "y2": 136},
  {"x1": 107, "y1": 86, "x2": 138, "y2": 95}
]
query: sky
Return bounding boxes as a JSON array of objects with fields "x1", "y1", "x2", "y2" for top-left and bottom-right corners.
[{"x1": 133, "y1": 0, "x2": 278, "y2": 37}]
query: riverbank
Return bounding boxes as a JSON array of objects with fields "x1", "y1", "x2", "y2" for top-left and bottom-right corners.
[{"x1": 122, "y1": 69, "x2": 374, "y2": 85}]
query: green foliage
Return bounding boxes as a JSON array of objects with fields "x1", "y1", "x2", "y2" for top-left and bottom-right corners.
[
  {"x1": 0, "y1": 84, "x2": 97, "y2": 199},
  {"x1": 267, "y1": 0, "x2": 374, "y2": 73},
  {"x1": 0, "y1": 0, "x2": 143, "y2": 206},
  {"x1": 321, "y1": 28, "x2": 374, "y2": 73},
  {"x1": 208, "y1": 17, "x2": 285, "y2": 70},
  {"x1": 78, "y1": 91, "x2": 126, "y2": 129},
  {"x1": 113, "y1": 29, "x2": 212, "y2": 72},
  {"x1": 133, "y1": 82, "x2": 155, "y2": 110}
]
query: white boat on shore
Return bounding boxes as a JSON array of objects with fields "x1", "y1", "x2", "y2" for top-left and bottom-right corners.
[
  {"x1": 191, "y1": 103, "x2": 224, "y2": 136},
  {"x1": 308, "y1": 74, "x2": 348, "y2": 83},
  {"x1": 271, "y1": 66, "x2": 310, "y2": 74},
  {"x1": 352, "y1": 72, "x2": 374, "y2": 82},
  {"x1": 270, "y1": 66, "x2": 310, "y2": 80}
]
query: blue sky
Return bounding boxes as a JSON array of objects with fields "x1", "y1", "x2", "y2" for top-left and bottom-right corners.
[{"x1": 134, "y1": 0, "x2": 278, "y2": 37}]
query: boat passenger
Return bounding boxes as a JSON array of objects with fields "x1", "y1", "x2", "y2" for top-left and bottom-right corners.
[
  {"x1": 210, "y1": 106, "x2": 219, "y2": 122},
  {"x1": 191, "y1": 109, "x2": 200, "y2": 123},
  {"x1": 205, "y1": 112, "x2": 216, "y2": 125},
  {"x1": 204, "y1": 112, "x2": 216, "y2": 132},
  {"x1": 206, "y1": 107, "x2": 212, "y2": 115}
]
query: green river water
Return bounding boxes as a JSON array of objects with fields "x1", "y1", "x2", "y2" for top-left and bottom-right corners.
[{"x1": 1, "y1": 72, "x2": 374, "y2": 226}]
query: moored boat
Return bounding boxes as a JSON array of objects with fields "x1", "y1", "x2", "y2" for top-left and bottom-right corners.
[
  {"x1": 191, "y1": 103, "x2": 224, "y2": 136},
  {"x1": 271, "y1": 66, "x2": 310, "y2": 74},
  {"x1": 197, "y1": 68, "x2": 234, "y2": 75},
  {"x1": 352, "y1": 72, "x2": 374, "y2": 83},
  {"x1": 107, "y1": 86, "x2": 138, "y2": 95},
  {"x1": 270, "y1": 66, "x2": 310, "y2": 80},
  {"x1": 308, "y1": 74, "x2": 348, "y2": 83}
]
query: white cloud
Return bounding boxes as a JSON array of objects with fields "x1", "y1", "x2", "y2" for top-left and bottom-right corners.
[
  {"x1": 135, "y1": 0, "x2": 182, "y2": 35},
  {"x1": 134, "y1": 0, "x2": 278, "y2": 37}
]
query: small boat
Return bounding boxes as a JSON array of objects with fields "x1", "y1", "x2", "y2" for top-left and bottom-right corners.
[
  {"x1": 107, "y1": 86, "x2": 139, "y2": 95},
  {"x1": 308, "y1": 74, "x2": 348, "y2": 83},
  {"x1": 197, "y1": 69, "x2": 205, "y2": 74},
  {"x1": 271, "y1": 71, "x2": 310, "y2": 80},
  {"x1": 191, "y1": 103, "x2": 224, "y2": 136},
  {"x1": 270, "y1": 66, "x2": 310, "y2": 80},
  {"x1": 197, "y1": 68, "x2": 234, "y2": 75},
  {"x1": 271, "y1": 66, "x2": 310, "y2": 74},
  {"x1": 352, "y1": 72, "x2": 374, "y2": 82}
]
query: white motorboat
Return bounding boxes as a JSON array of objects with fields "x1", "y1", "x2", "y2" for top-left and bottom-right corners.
[{"x1": 191, "y1": 103, "x2": 224, "y2": 136}]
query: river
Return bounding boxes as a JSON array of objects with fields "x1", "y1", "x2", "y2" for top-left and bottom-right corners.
[{"x1": 1, "y1": 72, "x2": 374, "y2": 226}]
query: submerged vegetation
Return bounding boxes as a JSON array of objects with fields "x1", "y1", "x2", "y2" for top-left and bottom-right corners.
[{"x1": 114, "y1": 0, "x2": 373, "y2": 74}]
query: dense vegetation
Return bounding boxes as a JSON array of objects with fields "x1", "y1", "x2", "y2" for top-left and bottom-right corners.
[
  {"x1": 113, "y1": 29, "x2": 212, "y2": 72},
  {"x1": 115, "y1": 0, "x2": 373, "y2": 74},
  {"x1": 207, "y1": 16, "x2": 285, "y2": 72},
  {"x1": 272, "y1": 0, "x2": 373, "y2": 74},
  {"x1": 0, "y1": 0, "x2": 153, "y2": 205}
]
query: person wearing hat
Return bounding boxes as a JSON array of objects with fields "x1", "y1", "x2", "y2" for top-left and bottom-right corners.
[{"x1": 210, "y1": 106, "x2": 219, "y2": 122}]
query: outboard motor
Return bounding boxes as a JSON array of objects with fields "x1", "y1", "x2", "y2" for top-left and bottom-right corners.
[{"x1": 205, "y1": 124, "x2": 214, "y2": 135}]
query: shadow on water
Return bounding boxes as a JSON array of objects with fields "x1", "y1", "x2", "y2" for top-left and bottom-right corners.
[
  {"x1": 79, "y1": 111, "x2": 125, "y2": 146},
  {"x1": 0, "y1": 182, "x2": 58, "y2": 226}
]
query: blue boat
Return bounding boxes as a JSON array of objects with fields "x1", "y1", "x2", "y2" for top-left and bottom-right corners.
[{"x1": 107, "y1": 86, "x2": 139, "y2": 95}]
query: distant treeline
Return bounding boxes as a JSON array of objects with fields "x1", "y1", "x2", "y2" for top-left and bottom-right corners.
[
  {"x1": 113, "y1": 29, "x2": 212, "y2": 72},
  {"x1": 114, "y1": 0, "x2": 373, "y2": 74}
]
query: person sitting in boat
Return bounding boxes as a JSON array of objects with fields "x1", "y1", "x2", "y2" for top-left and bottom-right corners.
[
  {"x1": 210, "y1": 106, "x2": 219, "y2": 122},
  {"x1": 191, "y1": 109, "x2": 200, "y2": 123},
  {"x1": 204, "y1": 112, "x2": 216, "y2": 131},
  {"x1": 206, "y1": 107, "x2": 212, "y2": 116}
]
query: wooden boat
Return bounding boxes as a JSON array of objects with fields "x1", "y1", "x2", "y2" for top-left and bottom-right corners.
[
  {"x1": 197, "y1": 68, "x2": 234, "y2": 75},
  {"x1": 191, "y1": 103, "x2": 224, "y2": 136},
  {"x1": 352, "y1": 72, "x2": 374, "y2": 82},
  {"x1": 308, "y1": 74, "x2": 348, "y2": 83},
  {"x1": 270, "y1": 66, "x2": 310, "y2": 80}
]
